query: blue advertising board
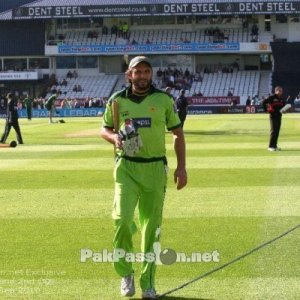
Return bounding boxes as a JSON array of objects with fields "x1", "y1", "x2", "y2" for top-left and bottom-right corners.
[{"x1": 58, "y1": 42, "x2": 240, "y2": 55}]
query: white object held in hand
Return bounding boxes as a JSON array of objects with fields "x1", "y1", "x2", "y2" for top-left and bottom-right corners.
[
  {"x1": 280, "y1": 103, "x2": 291, "y2": 113},
  {"x1": 119, "y1": 119, "x2": 143, "y2": 156}
]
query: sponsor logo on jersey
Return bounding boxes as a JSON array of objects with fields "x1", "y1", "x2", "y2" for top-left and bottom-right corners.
[{"x1": 133, "y1": 117, "x2": 152, "y2": 128}]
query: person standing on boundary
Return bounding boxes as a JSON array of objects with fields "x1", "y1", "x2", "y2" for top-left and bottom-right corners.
[
  {"x1": 0, "y1": 92, "x2": 23, "y2": 144},
  {"x1": 100, "y1": 56, "x2": 187, "y2": 299},
  {"x1": 175, "y1": 89, "x2": 189, "y2": 128},
  {"x1": 23, "y1": 93, "x2": 33, "y2": 121},
  {"x1": 262, "y1": 86, "x2": 285, "y2": 151}
]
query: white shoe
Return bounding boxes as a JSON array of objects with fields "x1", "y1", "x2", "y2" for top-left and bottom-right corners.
[
  {"x1": 120, "y1": 274, "x2": 135, "y2": 297},
  {"x1": 142, "y1": 288, "x2": 158, "y2": 299},
  {"x1": 268, "y1": 147, "x2": 276, "y2": 151}
]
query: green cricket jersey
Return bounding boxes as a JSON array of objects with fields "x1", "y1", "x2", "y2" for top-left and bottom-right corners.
[
  {"x1": 45, "y1": 94, "x2": 57, "y2": 110},
  {"x1": 24, "y1": 97, "x2": 32, "y2": 108},
  {"x1": 103, "y1": 86, "x2": 181, "y2": 158}
]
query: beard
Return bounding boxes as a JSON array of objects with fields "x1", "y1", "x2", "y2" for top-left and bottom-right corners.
[{"x1": 131, "y1": 78, "x2": 152, "y2": 93}]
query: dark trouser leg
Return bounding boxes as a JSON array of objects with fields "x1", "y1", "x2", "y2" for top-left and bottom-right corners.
[
  {"x1": 179, "y1": 113, "x2": 187, "y2": 128},
  {"x1": 1, "y1": 122, "x2": 12, "y2": 143},
  {"x1": 269, "y1": 114, "x2": 281, "y2": 148},
  {"x1": 27, "y1": 108, "x2": 32, "y2": 120},
  {"x1": 12, "y1": 122, "x2": 23, "y2": 144}
]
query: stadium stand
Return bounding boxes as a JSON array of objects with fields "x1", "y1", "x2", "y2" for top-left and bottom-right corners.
[
  {"x1": 48, "y1": 27, "x2": 273, "y2": 46},
  {"x1": 45, "y1": 74, "x2": 118, "y2": 100},
  {"x1": 1, "y1": 0, "x2": 298, "y2": 102}
]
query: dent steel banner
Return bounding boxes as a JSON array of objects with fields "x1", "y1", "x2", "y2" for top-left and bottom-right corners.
[{"x1": 12, "y1": 2, "x2": 300, "y2": 19}]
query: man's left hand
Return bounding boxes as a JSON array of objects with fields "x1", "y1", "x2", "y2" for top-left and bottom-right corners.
[{"x1": 174, "y1": 168, "x2": 187, "y2": 190}]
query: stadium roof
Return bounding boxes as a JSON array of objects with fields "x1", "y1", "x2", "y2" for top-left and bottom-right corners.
[
  {"x1": 1, "y1": 0, "x2": 300, "y2": 21},
  {"x1": 0, "y1": 0, "x2": 34, "y2": 14}
]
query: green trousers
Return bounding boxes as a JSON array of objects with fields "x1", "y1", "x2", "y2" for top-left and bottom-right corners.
[
  {"x1": 112, "y1": 157, "x2": 167, "y2": 291},
  {"x1": 26, "y1": 107, "x2": 32, "y2": 120}
]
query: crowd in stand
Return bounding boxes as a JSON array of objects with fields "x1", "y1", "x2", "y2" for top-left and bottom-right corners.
[
  {"x1": 155, "y1": 67, "x2": 198, "y2": 91},
  {"x1": 0, "y1": 95, "x2": 107, "y2": 112},
  {"x1": 204, "y1": 27, "x2": 229, "y2": 42}
]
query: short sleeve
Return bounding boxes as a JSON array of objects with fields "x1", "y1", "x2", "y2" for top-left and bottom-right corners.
[
  {"x1": 165, "y1": 97, "x2": 181, "y2": 130},
  {"x1": 102, "y1": 99, "x2": 114, "y2": 128}
]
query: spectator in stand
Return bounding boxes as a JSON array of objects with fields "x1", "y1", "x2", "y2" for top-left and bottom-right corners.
[
  {"x1": 73, "y1": 70, "x2": 78, "y2": 79},
  {"x1": 242, "y1": 19, "x2": 249, "y2": 30},
  {"x1": 251, "y1": 23, "x2": 259, "y2": 36},
  {"x1": 227, "y1": 89, "x2": 233, "y2": 97},
  {"x1": 51, "y1": 85, "x2": 57, "y2": 94},
  {"x1": 61, "y1": 78, "x2": 68, "y2": 86},
  {"x1": 66, "y1": 70, "x2": 73, "y2": 79},
  {"x1": 294, "y1": 94, "x2": 300, "y2": 104},
  {"x1": 60, "y1": 98, "x2": 70, "y2": 109},
  {"x1": 251, "y1": 23, "x2": 259, "y2": 42},
  {"x1": 84, "y1": 98, "x2": 89, "y2": 108},
  {"x1": 73, "y1": 85, "x2": 78, "y2": 92},
  {"x1": 156, "y1": 68, "x2": 163, "y2": 82},
  {"x1": 118, "y1": 21, "x2": 123, "y2": 38},
  {"x1": 74, "y1": 99, "x2": 81, "y2": 108},
  {"x1": 88, "y1": 97, "x2": 93, "y2": 107},
  {"x1": 203, "y1": 66, "x2": 210, "y2": 74},
  {"x1": 230, "y1": 99, "x2": 237, "y2": 107},
  {"x1": 98, "y1": 98, "x2": 104, "y2": 108},
  {"x1": 184, "y1": 68, "x2": 190, "y2": 78},
  {"x1": 77, "y1": 85, "x2": 82, "y2": 92},
  {"x1": 80, "y1": 99, "x2": 85, "y2": 108},
  {"x1": 111, "y1": 24, "x2": 118, "y2": 35},
  {"x1": 194, "y1": 72, "x2": 203, "y2": 82},
  {"x1": 232, "y1": 59, "x2": 240, "y2": 71},
  {"x1": 122, "y1": 22, "x2": 129, "y2": 39},
  {"x1": 246, "y1": 96, "x2": 251, "y2": 106},
  {"x1": 169, "y1": 73, "x2": 175, "y2": 87},
  {"x1": 58, "y1": 33, "x2": 65, "y2": 41},
  {"x1": 102, "y1": 25, "x2": 108, "y2": 35}
]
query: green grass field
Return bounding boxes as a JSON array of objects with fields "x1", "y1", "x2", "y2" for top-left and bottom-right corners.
[{"x1": 0, "y1": 114, "x2": 299, "y2": 300}]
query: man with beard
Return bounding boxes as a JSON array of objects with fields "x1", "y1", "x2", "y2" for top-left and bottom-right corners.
[{"x1": 100, "y1": 56, "x2": 187, "y2": 299}]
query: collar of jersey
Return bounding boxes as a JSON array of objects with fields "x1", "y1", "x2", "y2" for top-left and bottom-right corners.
[{"x1": 123, "y1": 85, "x2": 155, "y2": 104}]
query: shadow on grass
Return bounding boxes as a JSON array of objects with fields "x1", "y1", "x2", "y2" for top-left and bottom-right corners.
[
  {"x1": 184, "y1": 130, "x2": 227, "y2": 136},
  {"x1": 184, "y1": 130, "x2": 266, "y2": 136},
  {"x1": 130, "y1": 296, "x2": 213, "y2": 300}
]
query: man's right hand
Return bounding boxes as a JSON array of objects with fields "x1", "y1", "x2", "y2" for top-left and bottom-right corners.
[{"x1": 114, "y1": 133, "x2": 123, "y2": 149}]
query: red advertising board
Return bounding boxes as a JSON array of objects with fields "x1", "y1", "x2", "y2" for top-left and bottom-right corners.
[{"x1": 188, "y1": 96, "x2": 240, "y2": 105}]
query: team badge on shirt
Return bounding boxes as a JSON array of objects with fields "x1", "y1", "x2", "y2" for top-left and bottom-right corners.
[{"x1": 121, "y1": 111, "x2": 130, "y2": 118}]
